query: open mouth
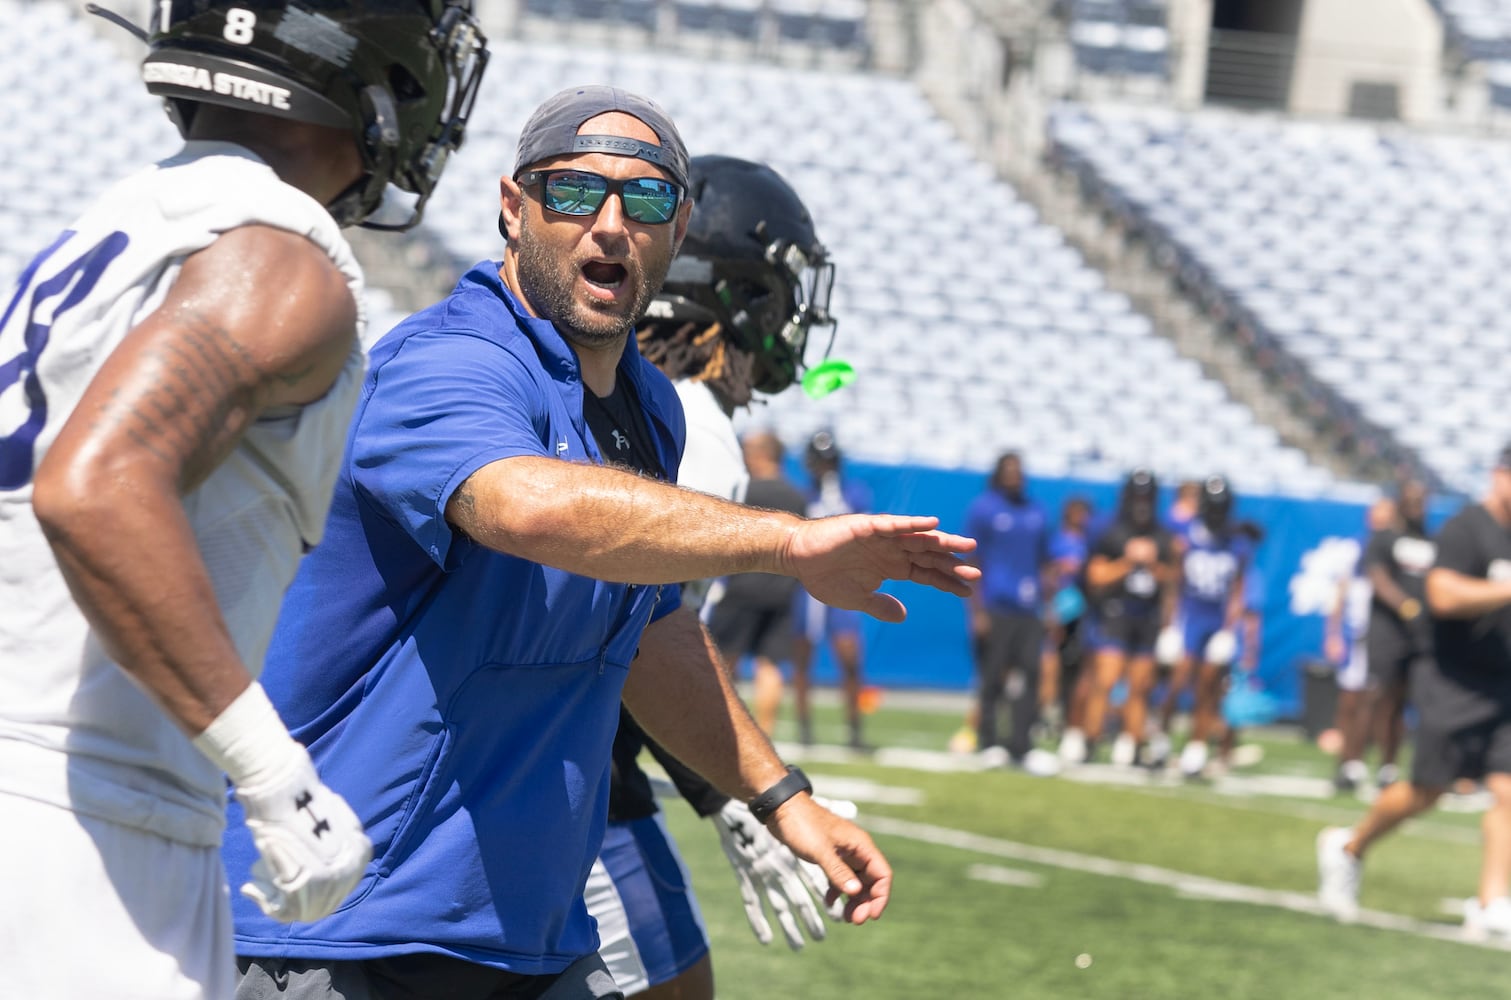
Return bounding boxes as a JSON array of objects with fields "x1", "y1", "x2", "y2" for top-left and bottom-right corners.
[{"x1": 581, "y1": 260, "x2": 627, "y2": 291}]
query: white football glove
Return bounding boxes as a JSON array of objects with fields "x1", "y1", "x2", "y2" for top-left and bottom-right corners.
[
  {"x1": 195, "y1": 685, "x2": 372, "y2": 924},
  {"x1": 712, "y1": 800, "x2": 827, "y2": 949},
  {"x1": 1155, "y1": 625, "x2": 1185, "y2": 666},
  {"x1": 235, "y1": 743, "x2": 372, "y2": 923},
  {"x1": 1204, "y1": 629, "x2": 1238, "y2": 667}
]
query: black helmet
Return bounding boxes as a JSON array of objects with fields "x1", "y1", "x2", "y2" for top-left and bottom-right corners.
[
  {"x1": 807, "y1": 429, "x2": 842, "y2": 467},
  {"x1": 643, "y1": 155, "x2": 836, "y2": 395},
  {"x1": 133, "y1": 1, "x2": 488, "y2": 229},
  {"x1": 1199, "y1": 474, "x2": 1234, "y2": 528},
  {"x1": 1119, "y1": 467, "x2": 1158, "y2": 528}
]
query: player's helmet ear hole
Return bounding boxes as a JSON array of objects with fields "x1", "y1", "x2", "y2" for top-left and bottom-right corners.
[{"x1": 388, "y1": 64, "x2": 425, "y2": 104}]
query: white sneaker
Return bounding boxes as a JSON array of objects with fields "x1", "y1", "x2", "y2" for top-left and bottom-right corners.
[
  {"x1": 977, "y1": 745, "x2": 1010, "y2": 769},
  {"x1": 1464, "y1": 898, "x2": 1487, "y2": 940},
  {"x1": 1111, "y1": 733, "x2": 1137, "y2": 768},
  {"x1": 1145, "y1": 731, "x2": 1171, "y2": 768},
  {"x1": 1466, "y1": 896, "x2": 1511, "y2": 939},
  {"x1": 1316, "y1": 827, "x2": 1361, "y2": 922},
  {"x1": 1018, "y1": 748, "x2": 1063, "y2": 778},
  {"x1": 1058, "y1": 728, "x2": 1088, "y2": 765},
  {"x1": 1179, "y1": 740, "x2": 1209, "y2": 778},
  {"x1": 1374, "y1": 763, "x2": 1400, "y2": 788}
]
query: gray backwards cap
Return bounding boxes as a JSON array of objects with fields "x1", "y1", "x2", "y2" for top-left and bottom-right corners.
[{"x1": 500, "y1": 85, "x2": 689, "y2": 240}]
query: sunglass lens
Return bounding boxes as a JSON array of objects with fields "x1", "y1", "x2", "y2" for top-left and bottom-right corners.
[
  {"x1": 621, "y1": 179, "x2": 678, "y2": 223},
  {"x1": 543, "y1": 172, "x2": 607, "y2": 215}
]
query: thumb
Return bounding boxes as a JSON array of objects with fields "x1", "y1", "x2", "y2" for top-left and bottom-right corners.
[
  {"x1": 858, "y1": 591, "x2": 906, "y2": 624},
  {"x1": 808, "y1": 844, "x2": 863, "y2": 898}
]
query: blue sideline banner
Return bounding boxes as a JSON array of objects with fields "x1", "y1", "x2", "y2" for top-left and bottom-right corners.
[{"x1": 778, "y1": 461, "x2": 1463, "y2": 722}]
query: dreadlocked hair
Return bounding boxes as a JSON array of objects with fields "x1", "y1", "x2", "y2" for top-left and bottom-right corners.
[{"x1": 637, "y1": 321, "x2": 755, "y2": 409}]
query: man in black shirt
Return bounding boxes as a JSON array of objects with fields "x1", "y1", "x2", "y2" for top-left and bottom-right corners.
[
  {"x1": 1361, "y1": 480, "x2": 1436, "y2": 787},
  {"x1": 1059, "y1": 469, "x2": 1177, "y2": 766},
  {"x1": 1319, "y1": 447, "x2": 1511, "y2": 935}
]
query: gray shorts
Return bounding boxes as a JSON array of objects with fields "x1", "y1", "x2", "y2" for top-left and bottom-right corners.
[{"x1": 236, "y1": 952, "x2": 623, "y2": 1000}]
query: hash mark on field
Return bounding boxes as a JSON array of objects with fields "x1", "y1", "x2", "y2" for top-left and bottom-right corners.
[
  {"x1": 967, "y1": 863, "x2": 1046, "y2": 889},
  {"x1": 864, "y1": 815, "x2": 1511, "y2": 952}
]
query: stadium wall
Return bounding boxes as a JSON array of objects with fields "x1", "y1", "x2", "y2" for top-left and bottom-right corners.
[
  {"x1": 1291, "y1": 0, "x2": 1443, "y2": 121},
  {"x1": 788, "y1": 461, "x2": 1457, "y2": 722}
]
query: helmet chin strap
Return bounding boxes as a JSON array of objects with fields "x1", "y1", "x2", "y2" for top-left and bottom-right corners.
[
  {"x1": 85, "y1": 3, "x2": 148, "y2": 43},
  {"x1": 330, "y1": 86, "x2": 405, "y2": 230}
]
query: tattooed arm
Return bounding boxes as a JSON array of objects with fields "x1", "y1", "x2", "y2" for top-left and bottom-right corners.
[{"x1": 30, "y1": 225, "x2": 357, "y2": 734}]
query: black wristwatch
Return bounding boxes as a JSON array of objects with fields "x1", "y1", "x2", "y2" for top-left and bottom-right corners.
[{"x1": 748, "y1": 766, "x2": 813, "y2": 824}]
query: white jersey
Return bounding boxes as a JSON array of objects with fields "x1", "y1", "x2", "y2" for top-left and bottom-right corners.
[
  {"x1": 0, "y1": 142, "x2": 366, "y2": 847},
  {"x1": 674, "y1": 380, "x2": 748, "y2": 504},
  {"x1": 673, "y1": 381, "x2": 748, "y2": 612}
]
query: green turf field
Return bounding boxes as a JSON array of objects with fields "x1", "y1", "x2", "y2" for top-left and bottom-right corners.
[{"x1": 654, "y1": 698, "x2": 1505, "y2": 999}]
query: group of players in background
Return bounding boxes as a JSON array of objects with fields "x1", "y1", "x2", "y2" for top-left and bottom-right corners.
[{"x1": 960, "y1": 461, "x2": 1263, "y2": 780}]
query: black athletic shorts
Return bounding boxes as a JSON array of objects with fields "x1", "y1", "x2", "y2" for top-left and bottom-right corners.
[
  {"x1": 710, "y1": 603, "x2": 792, "y2": 665},
  {"x1": 1367, "y1": 626, "x2": 1429, "y2": 689},
  {"x1": 1411, "y1": 714, "x2": 1511, "y2": 789},
  {"x1": 236, "y1": 952, "x2": 623, "y2": 1000},
  {"x1": 1093, "y1": 614, "x2": 1159, "y2": 657}
]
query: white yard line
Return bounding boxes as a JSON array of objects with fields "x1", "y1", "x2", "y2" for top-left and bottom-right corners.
[
  {"x1": 779, "y1": 740, "x2": 1483, "y2": 846},
  {"x1": 966, "y1": 863, "x2": 1046, "y2": 889},
  {"x1": 862, "y1": 815, "x2": 1511, "y2": 952}
]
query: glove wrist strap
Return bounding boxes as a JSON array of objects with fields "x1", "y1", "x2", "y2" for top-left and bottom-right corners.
[
  {"x1": 748, "y1": 766, "x2": 813, "y2": 824},
  {"x1": 192, "y1": 682, "x2": 304, "y2": 790}
]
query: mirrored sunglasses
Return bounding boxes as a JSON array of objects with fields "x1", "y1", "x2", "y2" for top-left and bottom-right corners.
[{"x1": 520, "y1": 169, "x2": 682, "y2": 225}]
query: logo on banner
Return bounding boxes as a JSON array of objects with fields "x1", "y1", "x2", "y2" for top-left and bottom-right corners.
[{"x1": 1288, "y1": 536, "x2": 1360, "y2": 616}]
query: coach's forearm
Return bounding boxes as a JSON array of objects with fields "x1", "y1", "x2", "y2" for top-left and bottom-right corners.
[
  {"x1": 1426, "y1": 568, "x2": 1511, "y2": 620},
  {"x1": 448, "y1": 456, "x2": 801, "y2": 584},
  {"x1": 623, "y1": 608, "x2": 789, "y2": 801}
]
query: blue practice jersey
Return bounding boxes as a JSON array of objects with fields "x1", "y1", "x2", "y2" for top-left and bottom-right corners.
[
  {"x1": 965, "y1": 490, "x2": 1050, "y2": 613},
  {"x1": 1178, "y1": 520, "x2": 1250, "y2": 620},
  {"x1": 224, "y1": 264, "x2": 685, "y2": 974}
]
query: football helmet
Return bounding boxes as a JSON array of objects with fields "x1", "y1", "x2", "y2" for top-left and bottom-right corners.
[
  {"x1": 1199, "y1": 474, "x2": 1234, "y2": 530},
  {"x1": 126, "y1": 1, "x2": 487, "y2": 229},
  {"x1": 1119, "y1": 467, "x2": 1159, "y2": 530},
  {"x1": 644, "y1": 155, "x2": 836, "y2": 395},
  {"x1": 807, "y1": 429, "x2": 842, "y2": 468}
]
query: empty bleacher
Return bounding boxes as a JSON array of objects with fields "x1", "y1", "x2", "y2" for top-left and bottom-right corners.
[
  {"x1": 1065, "y1": 0, "x2": 1171, "y2": 79},
  {"x1": 1050, "y1": 102, "x2": 1510, "y2": 496},
  {"x1": 0, "y1": 2, "x2": 1343, "y2": 494},
  {"x1": 420, "y1": 38, "x2": 1337, "y2": 492},
  {"x1": 1431, "y1": 0, "x2": 1511, "y2": 110}
]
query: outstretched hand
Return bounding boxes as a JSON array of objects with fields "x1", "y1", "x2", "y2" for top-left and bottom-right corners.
[{"x1": 780, "y1": 514, "x2": 978, "y2": 622}]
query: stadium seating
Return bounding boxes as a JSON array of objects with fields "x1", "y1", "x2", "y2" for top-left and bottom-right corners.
[
  {"x1": 417, "y1": 38, "x2": 1338, "y2": 494},
  {"x1": 1066, "y1": 0, "x2": 1170, "y2": 78},
  {"x1": 1049, "y1": 102, "x2": 1509, "y2": 496},
  {"x1": 520, "y1": 0, "x2": 869, "y2": 54},
  {"x1": 1430, "y1": 0, "x2": 1511, "y2": 108},
  {"x1": 0, "y1": 4, "x2": 1339, "y2": 494}
]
